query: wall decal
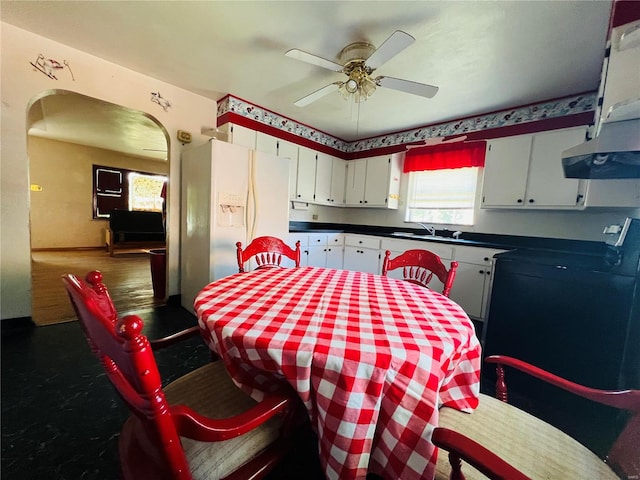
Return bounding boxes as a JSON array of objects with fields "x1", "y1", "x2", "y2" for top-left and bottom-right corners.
[
  {"x1": 30, "y1": 54, "x2": 74, "y2": 80},
  {"x1": 150, "y1": 91, "x2": 172, "y2": 112}
]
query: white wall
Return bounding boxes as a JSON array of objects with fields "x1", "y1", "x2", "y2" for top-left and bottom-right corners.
[
  {"x1": 1, "y1": 23, "x2": 217, "y2": 320},
  {"x1": 29, "y1": 136, "x2": 169, "y2": 249}
]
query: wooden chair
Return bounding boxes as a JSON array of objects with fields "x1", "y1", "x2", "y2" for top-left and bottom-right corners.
[
  {"x1": 434, "y1": 355, "x2": 640, "y2": 480},
  {"x1": 237, "y1": 236, "x2": 301, "y2": 273},
  {"x1": 381, "y1": 249, "x2": 458, "y2": 297},
  {"x1": 62, "y1": 270, "x2": 298, "y2": 480}
]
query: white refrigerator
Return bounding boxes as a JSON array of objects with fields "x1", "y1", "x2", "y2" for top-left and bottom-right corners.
[{"x1": 180, "y1": 140, "x2": 290, "y2": 310}]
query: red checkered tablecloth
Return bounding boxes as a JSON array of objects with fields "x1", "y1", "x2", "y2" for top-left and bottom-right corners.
[{"x1": 195, "y1": 267, "x2": 481, "y2": 480}]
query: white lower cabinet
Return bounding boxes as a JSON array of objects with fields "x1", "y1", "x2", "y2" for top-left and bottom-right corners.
[
  {"x1": 284, "y1": 233, "x2": 309, "y2": 267},
  {"x1": 342, "y1": 235, "x2": 381, "y2": 274},
  {"x1": 449, "y1": 246, "x2": 506, "y2": 320},
  {"x1": 305, "y1": 233, "x2": 344, "y2": 268}
]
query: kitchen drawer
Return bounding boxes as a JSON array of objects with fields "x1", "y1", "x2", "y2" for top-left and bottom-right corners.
[
  {"x1": 308, "y1": 233, "x2": 328, "y2": 246},
  {"x1": 327, "y1": 233, "x2": 344, "y2": 246},
  {"x1": 286, "y1": 233, "x2": 308, "y2": 247},
  {"x1": 454, "y1": 246, "x2": 506, "y2": 265},
  {"x1": 344, "y1": 235, "x2": 380, "y2": 250}
]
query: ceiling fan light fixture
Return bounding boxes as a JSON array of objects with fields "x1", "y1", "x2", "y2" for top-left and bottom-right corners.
[
  {"x1": 361, "y1": 77, "x2": 377, "y2": 97},
  {"x1": 345, "y1": 78, "x2": 359, "y2": 93}
]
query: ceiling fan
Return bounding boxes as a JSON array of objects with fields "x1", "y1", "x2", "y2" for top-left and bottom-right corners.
[{"x1": 286, "y1": 30, "x2": 439, "y2": 107}]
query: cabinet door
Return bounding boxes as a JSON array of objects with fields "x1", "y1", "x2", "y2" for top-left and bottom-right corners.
[
  {"x1": 343, "y1": 246, "x2": 380, "y2": 274},
  {"x1": 325, "y1": 246, "x2": 344, "y2": 269},
  {"x1": 307, "y1": 245, "x2": 327, "y2": 267},
  {"x1": 364, "y1": 155, "x2": 390, "y2": 206},
  {"x1": 278, "y1": 140, "x2": 300, "y2": 201},
  {"x1": 525, "y1": 128, "x2": 585, "y2": 207},
  {"x1": 255, "y1": 132, "x2": 278, "y2": 155},
  {"x1": 314, "y1": 153, "x2": 333, "y2": 205},
  {"x1": 295, "y1": 147, "x2": 317, "y2": 203},
  {"x1": 345, "y1": 159, "x2": 367, "y2": 205},
  {"x1": 229, "y1": 124, "x2": 257, "y2": 150},
  {"x1": 449, "y1": 262, "x2": 488, "y2": 320},
  {"x1": 330, "y1": 157, "x2": 347, "y2": 205},
  {"x1": 481, "y1": 135, "x2": 531, "y2": 207}
]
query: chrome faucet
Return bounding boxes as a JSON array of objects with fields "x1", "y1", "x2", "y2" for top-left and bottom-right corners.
[{"x1": 417, "y1": 223, "x2": 436, "y2": 236}]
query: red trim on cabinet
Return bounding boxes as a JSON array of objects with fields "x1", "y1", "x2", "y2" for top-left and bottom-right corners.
[{"x1": 610, "y1": 0, "x2": 640, "y2": 29}]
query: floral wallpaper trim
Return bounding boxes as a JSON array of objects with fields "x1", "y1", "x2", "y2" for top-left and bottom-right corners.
[{"x1": 217, "y1": 93, "x2": 596, "y2": 154}]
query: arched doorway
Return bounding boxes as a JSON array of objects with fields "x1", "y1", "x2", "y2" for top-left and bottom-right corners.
[{"x1": 27, "y1": 90, "x2": 170, "y2": 325}]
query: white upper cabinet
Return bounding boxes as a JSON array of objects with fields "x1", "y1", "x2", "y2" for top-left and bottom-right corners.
[
  {"x1": 526, "y1": 128, "x2": 587, "y2": 207},
  {"x1": 345, "y1": 159, "x2": 367, "y2": 206},
  {"x1": 255, "y1": 131, "x2": 279, "y2": 155},
  {"x1": 330, "y1": 157, "x2": 347, "y2": 206},
  {"x1": 344, "y1": 154, "x2": 402, "y2": 208},
  {"x1": 315, "y1": 155, "x2": 347, "y2": 206},
  {"x1": 482, "y1": 126, "x2": 640, "y2": 209},
  {"x1": 482, "y1": 127, "x2": 586, "y2": 209},
  {"x1": 221, "y1": 123, "x2": 257, "y2": 150},
  {"x1": 314, "y1": 152, "x2": 333, "y2": 205},
  {"x1": 292, "y1": 146, "x2": 317, "y2": 203}
]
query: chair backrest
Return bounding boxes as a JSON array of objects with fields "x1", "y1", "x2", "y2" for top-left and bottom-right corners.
[
  {"x1": 382, "y1": 249, "x2": 458, "y2": 297},
  {"x1": 61, "y1": 271, "x2": 191, "y2": 479},
  {"x1": 487, "y1": 355, "x2": 640, "y2": 479},
  {"x1": 237, "y1": 236, "x2": 301, "y2": 273}
]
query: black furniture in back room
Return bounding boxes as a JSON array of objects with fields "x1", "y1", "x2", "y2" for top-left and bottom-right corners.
[{"x1": 482, "y1": 217, "x2": 640, "y2": 455}]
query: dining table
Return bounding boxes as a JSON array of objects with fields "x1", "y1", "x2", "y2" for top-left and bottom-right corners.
[{"x1": 194, "y1": 266, "x2": 481, "y2": 480}]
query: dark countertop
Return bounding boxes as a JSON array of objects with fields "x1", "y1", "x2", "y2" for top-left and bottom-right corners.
[{"x1": 289, "y1": 221, "x2": 608, "y2": 256}]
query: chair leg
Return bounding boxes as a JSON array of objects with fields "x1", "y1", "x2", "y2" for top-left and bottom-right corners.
[{"x1": 448, "y1": 452, "x2": 466, "y2": 480}]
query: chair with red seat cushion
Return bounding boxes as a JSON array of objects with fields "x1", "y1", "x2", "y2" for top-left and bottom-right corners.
[
  {"x1": 62, "y1": 270, "x2": 297, "y2": 480},
  {"x1": 381, "y1": 249, "x2": 458, "y2": 297},
  {"x1": 236, "y1": 236, "x2": 301, "y2": 273},
  {"x1": 433, "y1": 355, "x2": 640, "y2": 480}
]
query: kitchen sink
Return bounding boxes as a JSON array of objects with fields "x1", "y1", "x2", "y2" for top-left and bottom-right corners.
[{"x1": 391, "y1": 231, "x2": 465, "y2": 241}]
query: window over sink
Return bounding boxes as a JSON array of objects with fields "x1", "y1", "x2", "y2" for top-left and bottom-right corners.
[
  {"x1": 405, "y1": 167, "x2": 479, "y2": 225},
  {"x1": 403, "y1": 140, "x2": 486, "y2": 226}
]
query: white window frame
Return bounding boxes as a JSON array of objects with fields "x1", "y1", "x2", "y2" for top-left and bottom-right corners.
[{"x1": 404, "y1": 167, "x2": 480, "y2": 226}]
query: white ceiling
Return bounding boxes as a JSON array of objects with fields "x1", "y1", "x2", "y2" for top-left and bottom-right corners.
[{"x1": 3, "y1": 0, "x2": 613, "y2": 159}]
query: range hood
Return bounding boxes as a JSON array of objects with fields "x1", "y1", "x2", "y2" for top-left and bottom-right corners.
[{"x1": 562, "y1": 99, "x2": 640, "y2": 179}]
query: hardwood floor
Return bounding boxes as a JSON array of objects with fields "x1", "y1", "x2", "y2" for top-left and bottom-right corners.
[{"x1": 31, "y1": 249, "x2": 165, "y2": 326}]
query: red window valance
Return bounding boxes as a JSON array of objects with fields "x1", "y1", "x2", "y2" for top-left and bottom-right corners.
[{"x1": 403, "y1": 141, "x2": 487, "y2": 173}]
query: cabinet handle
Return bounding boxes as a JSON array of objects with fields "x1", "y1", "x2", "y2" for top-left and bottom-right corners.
[
  {"x1": 517, "y1": 199, "x2": 523, "y2": 203},
  {"x1": 359, "y1": 241, "x2": 363, "y2": 244},
  {"x1": 364, "y1": 200, "x2": 368, "y2": 204},
  {"x1": 486, "y1": 271, "x2": 491, "y2": 275},
  {"x1": 484, "y1": 257, "x2": 489, "y2": 261},
  {"x1": 479, "y1": 269, "x2": 485, "y2": 274},
  {"x1": 528, "y1": 199, "x2": 535, "y2": 203}
]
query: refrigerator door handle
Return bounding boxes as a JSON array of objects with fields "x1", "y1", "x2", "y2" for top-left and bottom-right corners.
[{"x1": 247, "y1": 150, "x2": 258, "y2": 242}]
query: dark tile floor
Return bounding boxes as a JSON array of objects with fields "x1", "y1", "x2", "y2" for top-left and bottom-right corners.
[
  {"x1": 2, "y1": 306, "x2": 622, "y2": 480},
  {"x1": 1, "y1": 305, "x2": 324, "y2": 480}
]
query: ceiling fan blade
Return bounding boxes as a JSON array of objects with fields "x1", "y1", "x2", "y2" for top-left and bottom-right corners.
[
  {"x1": 294, "y1": 82, "x2": 341, "y2": 107},
  {"x1": 376, "y1": 76, "x2": 439, "y2": 98},
  {"x1": 285, "y1": 49, "x2": 344, "y2": 72},
  {"x1": 366, "y1": 30, "x2": 415, "y2": 70}
]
